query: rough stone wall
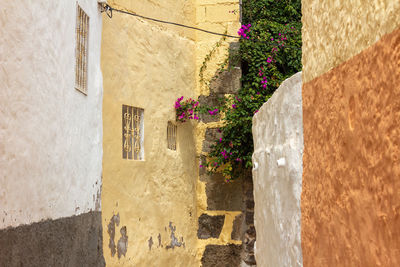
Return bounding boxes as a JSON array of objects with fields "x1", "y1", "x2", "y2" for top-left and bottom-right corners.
[
  {"x1": 302, "y1": 1, "x2": 400, "y2": 265},
  {"x1": 252, "y1": 72, "x2": 303, "y2": 267},
  {"x1": 193, "y1": 0, "x2": 249, "y2": 266},
  {"x1": 101, "y1": 1, "x2": 199, "y2": 266},
  {"x1": 0, "y1": 1, "x2": 104, "y2": 264},
  {"x1": 302, "y1": 0, "x2": 400, "y2": 83}
]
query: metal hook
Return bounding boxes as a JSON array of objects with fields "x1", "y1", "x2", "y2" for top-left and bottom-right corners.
[{"x1": 100, "y1": 4, "x2": 113, "y2": 18}]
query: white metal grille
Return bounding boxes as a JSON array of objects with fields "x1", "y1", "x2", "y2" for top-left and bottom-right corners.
[
  {"x1": 167, "y1": 121, "x2": 177, "y2": 150},
  {"x1": 75, "y1": 5, "x2": 89, "y2": 94},
  {"x1": 122, "y1": 105, "x2": 144, "y2": 160}
]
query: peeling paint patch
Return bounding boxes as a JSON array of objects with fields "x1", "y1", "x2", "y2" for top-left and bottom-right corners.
[
  {"x1": 117, "y1": 226, "x2": 128, "y2": 258},
  {"x1": 166, "y1": 222, "x2": 184, "y2": 250},
  {"x1": 95, "y1": 186, "x2": 101, "y2": 211},
  {"x1": 157, "y1": 233, "x2": 162, "y2": 248},
  {"x1": 148, "y1": 236, "x2": 153, "y2": 250},
  {"x1": 107, "y1": 213, "x2": 120, "y2": 257}
]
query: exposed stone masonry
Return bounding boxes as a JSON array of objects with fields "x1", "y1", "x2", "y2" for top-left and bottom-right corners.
[
  {"x1": 196, "y1": 41, "x2": 256, "y2": 265},
  {"x1": 197, "y1": 214, "x2": 225, "y2": 239}
]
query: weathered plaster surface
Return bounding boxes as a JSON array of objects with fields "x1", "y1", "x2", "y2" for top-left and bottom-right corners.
[
  {"x1": 302, "y1": 0, "x2": 400, "y2": 83},
  {"x1": 101, "y1": 1, "x2": 199, "y2": 265},
  {"x1": 302, "y1": 28, "x2": 400, "y2": 266},
  {"x1": 0, "y1": 211, "x2": 105, "y2": 266},
  {"x1": 108, "y1": 0, "x2": 196, "y2": 40},
  {"x1": 0, "y1": 0, "x2": 103, "y2": 228},
  {"x1": 252, "y1": 72, "x2": 303, "y2": 267}
]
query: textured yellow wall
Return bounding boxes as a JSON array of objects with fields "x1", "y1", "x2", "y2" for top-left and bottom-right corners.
[
  {"x1": 108, "y1": 0, "x2": 196, "y2": 39},
  {"x1": 101, "y1": 1, "x2": 199, "y2": 265},
  {"x1": 302, "y1": 0, "x2": 400, "y2": 83},
  {"x1": 101, "y1": 0, "x2": 241, "y2": 265},
  {"x1": 195, "y1": 0, "x2": 240, "y2": 95}
]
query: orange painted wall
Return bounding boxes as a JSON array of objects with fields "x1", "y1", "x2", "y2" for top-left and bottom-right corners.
[{"x1": 302, "y1": 28, "x2": 400, "y2": 266}]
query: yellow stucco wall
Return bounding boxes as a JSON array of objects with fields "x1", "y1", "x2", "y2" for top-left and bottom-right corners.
[
  {"x1": 302, "y1": 0, "x2": 400, "y2": 83},
  {"x1": 101, "y1": 0, "x2": 241, "y2": 265},
  {"x1": 101, "y1": 1, "x2": 199, "y2": 266}
]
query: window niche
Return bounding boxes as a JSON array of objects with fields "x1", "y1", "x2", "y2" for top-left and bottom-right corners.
[
  {"x1": 75, "y1": 4, "x2": 89, "y2": 94},
  {"x1": 122, "y1": 105, "x2": 144, "y2": 160},
  {"x1": 167, "y1": 121, "x2": 177, "y2": 150}
]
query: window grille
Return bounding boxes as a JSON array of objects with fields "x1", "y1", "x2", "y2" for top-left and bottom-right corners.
[
  {"x1": 75, "y1": 5, "x2": 89, "y2": 94},
  {"x1": 167, "y1": 121, "x2": 177, "y2": 150},
  {"x1": 122, "y1": 105, "x2": 144, "y2": 160}
]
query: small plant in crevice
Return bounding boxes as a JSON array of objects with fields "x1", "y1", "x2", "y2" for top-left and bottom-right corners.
[{"x1": 199, "y1": 31, "x2": 227, "y2": 89}]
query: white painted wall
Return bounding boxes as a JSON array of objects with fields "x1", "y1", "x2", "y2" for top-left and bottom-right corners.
[
  {"x1": 252, "y1": 72, "x2": 303, "y2": 267},
  {"x1": 0, "y1": 0, "x2": 103, "y2": 229}
]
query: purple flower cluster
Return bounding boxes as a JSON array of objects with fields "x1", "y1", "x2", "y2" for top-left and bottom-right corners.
[
  {"x1": 175, "y1": 96, "x2": 199, "y2": 122},
  {"x1": 208, "y1": 108, "x2": 219, "y2": 115},
  {"x1": 237, "y1": 24, "x2": 251, "y2": 39},
  {"x1": 258, "y1": 67, "x2": 268, "y2": 90},
  {"x1": 175, "y1": 96, "x2": 184, "y2": 109},
  {"x1": 256, "y1": 25, "x2": 296, "y2": 91},
  {"x1": 220, "y1": 150, "x2": 231, "y2": 159}
]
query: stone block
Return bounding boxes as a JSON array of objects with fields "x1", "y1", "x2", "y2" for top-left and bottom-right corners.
[
  {"x1": 205, "y1": 128, "x2": 223, "y2": 141},
  {"x1": 202, "y1": 128, "x2": 223, "y2": 152},
  {"x1": 246, "y1": 226, "x2": 256, "y2": 238},
  {"x1": 245, "y1": 212, "x2": 254, "y2": 225},
  {"x1": 201, "y1": 244, "x2": 242, "y2": 267},
  {"x1": 197, "y1": 214, "x2": 225, "y2": 239},
  {"x1": 205, "y1": 4, "x2": 239, "y2": 23},
  {"x1": 206, "y1": 174, "x2": 243, "y2": 211},
  {"x1": 210, "y1": 67, "x2": 241, "y2": 95},
  {"x1": 198, "y1": 94, "x2": 225, "y2": 108},
  {"x1": 199, "y1": 155, "x2": 207, "y2": 176},
  {"x1": 245, "y1": 199, "x2": 254, "y2": 210},
  {"x1": 243, "y1": 254, "x2": 256, "y2": 265},
  {"x1": 198, "y1": 95, "x2": 224, "y2": 123},
  {"x1": 231, "y1": 213, "x2": 244, "y2": 240},
  {"x1": 196, "y1": 6, "x2": 206, "y2": 23}
]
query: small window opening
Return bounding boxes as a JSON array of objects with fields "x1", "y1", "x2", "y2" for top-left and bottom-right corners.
[
  {"x1": 75, "y1": 5, "x2": 89, "y2": 94},
  {"x1": 122, "y1": 105, "x2": 144, "y2": 160},
  {"x1": 167, "y1": 121, "x2": 177, "y2": 150}
]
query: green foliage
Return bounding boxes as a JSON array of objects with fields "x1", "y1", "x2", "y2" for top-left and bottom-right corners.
[{"x1": 204, "y1": 0, "x2": 302, "y2": 181}]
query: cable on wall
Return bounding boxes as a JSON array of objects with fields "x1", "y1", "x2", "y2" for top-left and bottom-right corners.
[{"x1": 100, "y1": 3, "x2": 302, "y2": 50}]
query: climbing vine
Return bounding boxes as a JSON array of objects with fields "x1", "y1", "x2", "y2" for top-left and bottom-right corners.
[{"x1": 199, "y1": 31, "x2": 227, "y2": 89}]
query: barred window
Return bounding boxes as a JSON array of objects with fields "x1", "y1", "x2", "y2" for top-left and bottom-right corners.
[
  {"x1": 167, "y1": 121, "x2": 177, "y2": 150},
  {"x1": 75, "y1": 5, "x2": 89, "y2": 94},
  {"x1": 122, "y1": 105, "x2": 144, "y2": 160}
]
